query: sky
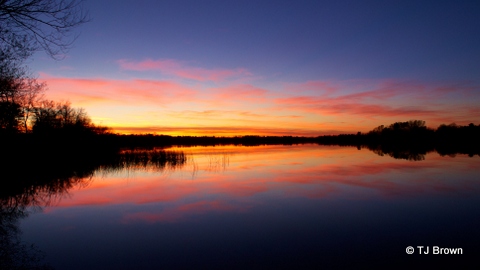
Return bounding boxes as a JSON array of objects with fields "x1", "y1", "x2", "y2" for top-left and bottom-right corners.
[{"x1": 29, "y1": 0, "x2": 480, "y2": 136}]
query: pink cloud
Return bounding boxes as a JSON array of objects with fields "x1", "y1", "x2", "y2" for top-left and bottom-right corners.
[
  {"x1": 335, "y1": 88, "x2": 399, "y2": 101},
  {"x1": 117, "y1": 59, "x2": 252, "y2": 82},
  {"x1": 39, "y1": 73, "x2": 198, "y2": 106},
  {"x1": 37, "y1": 72, "x2": 480, "y2": 135},
  {"x1": 275, "y1": 96, "x2": 440, "y2": 117},
  {"x1": 274, "y1": 79, "x2": 480, "y2": 126},
  {"x1": 286, "y1": 79, "x2": 476, "y2": 101}
]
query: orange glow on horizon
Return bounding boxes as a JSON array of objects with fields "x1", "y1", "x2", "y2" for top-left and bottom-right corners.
[
  {"x1": 38, "y1": 73, "x2": 480, "y2": 137},
  {"x1": 107, "y1": 125, "x2": 329, "y2": 137}
]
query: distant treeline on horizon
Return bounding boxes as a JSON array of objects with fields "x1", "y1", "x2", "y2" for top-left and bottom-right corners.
[
  {"x1": 2, "y1": 119, "x2": 480, "y2": 147},
  {"x1": 3, "y1": 119, "x2": 479, "y2": 161},
  {"x1": 1, "y1": 120, "x2": 479, "y2": 204},
  {"x1": 1, "y1": 62, "x2": 478, "y2": 154},
  {"x1": 105, "y1": 120, "x2": 479, "y2": 145}
]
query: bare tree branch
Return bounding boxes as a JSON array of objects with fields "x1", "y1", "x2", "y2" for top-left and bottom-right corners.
[{"x1": 0, "y1": 0, "x2": 89, "y2": 60}]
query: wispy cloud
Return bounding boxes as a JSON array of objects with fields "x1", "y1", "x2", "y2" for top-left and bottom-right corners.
[
  {"x1": 117, "y1": 59, "x2": 252, "y2": 82},
  {"x1": 275, "y1": 96, "x2": 440, "y2": 117},
  {"x1": 39, "y1": 73, "x2": 198, "y2": 106},
  {"x1": 275, "y1": 79, "x2": 480, "y2": 126},
  {"x1": 38, "y1": 72, "x2": 480, "y2": 135}
]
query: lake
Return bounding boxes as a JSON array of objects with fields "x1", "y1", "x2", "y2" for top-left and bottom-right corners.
[{"x1": 3, "y1": 144, "x2": 480, "y2": 269}]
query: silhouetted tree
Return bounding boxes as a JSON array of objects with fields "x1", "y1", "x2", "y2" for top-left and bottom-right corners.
[
  {"x1": 32, "y1": 100, "x2": 108, "y2": 135},
  {"x1": 0, "y1": 101, "x2": 21, "y2": 133},
  {"x1": 0, "y1": 57, "x2": 23, "y2": 133},
  {"x1": 16, "y1": 77, "x2": 46, "y2": 132},
  {"x1": 32, "y1": 99, "x2": 59, "y2": 133},
  {"x1": 0, "y1": 56, "x2": 24, "y2": 103},
  {"x1": 369, "y1": 125, "x2": 384, "y2": 135},
  {"x1": 0, "y1": 0, "x2": 88, "y2": 133},
  {"x1": 0, "y1": 0, "x2": 88, "y2": 60},
  {"x1": 0, "y1": 55, "x2": 46, "y2": 133}
]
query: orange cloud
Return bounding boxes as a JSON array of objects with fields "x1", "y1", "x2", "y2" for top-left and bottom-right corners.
[
  {"x1": 109, "y1": 125, "x2": 336, "y2": 136},
  {"x1": 117, "y1": 59, "x2": 252, "y2": 82},
  {"x1": 274, "y1": 79, "x2": 480, "y2": 127},
  {"x1": 39, "y1": 73, "x2": 198, "y2": 106},
  {"x1": 38, "y1": 71, "x2": 480, "y2": 135}
]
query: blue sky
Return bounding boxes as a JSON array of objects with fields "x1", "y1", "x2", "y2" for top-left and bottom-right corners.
[{"x1": 30, "y1": 0, "x2": 480, "y2": 135}]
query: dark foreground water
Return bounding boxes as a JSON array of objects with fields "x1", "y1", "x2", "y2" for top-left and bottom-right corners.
[{"x1": 4, "y1": 145, "x2": 480, "y2": 269}]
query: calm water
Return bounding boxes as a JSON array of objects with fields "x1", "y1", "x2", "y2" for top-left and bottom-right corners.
[{"x1": 7, "y1": 145, "x2": 480, "y2": 269}]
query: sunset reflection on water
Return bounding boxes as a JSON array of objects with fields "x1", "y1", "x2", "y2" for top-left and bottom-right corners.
[
  {"x1": 36, "y1": 145, "x2": 479, "y2": 222},
  {"x1": 19, "y1": 145, "x2": 480, "y2": 269}
]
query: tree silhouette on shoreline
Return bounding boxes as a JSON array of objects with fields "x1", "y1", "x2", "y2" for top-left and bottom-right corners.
[{"x1": 1, "y1": 0, "x2": 93, "y2": 136}]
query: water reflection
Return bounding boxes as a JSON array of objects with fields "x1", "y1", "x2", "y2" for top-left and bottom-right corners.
[
  {"x1": 0, "y1": 149, "x2": 186, "y2": 269},
  {"x1": 2, "y1": 145, "x2": 479, "y2": 269},
  {"x1": 368, "y1": 145, "x2": 429, "y2": 161},
  {"x1": 0, "y1": 197, "x2": 52, "y2": 269}
]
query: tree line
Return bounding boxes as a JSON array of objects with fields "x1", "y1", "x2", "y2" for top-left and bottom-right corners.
[
  {"x1": 0, "y1": 58, "x2": 108, "y2": 135},
  {"x1": 1, "y1": 0, "x2": 96, "y2": 136},
  {"x1": 1, "y1": 1, "x2": 479, "y2": 158},
  {"x1": 317, "y1": 120, "x2": 480, "y2": 158},
  {"x1": 318, "y1": 120, "x2": 480, "y2": 144}
]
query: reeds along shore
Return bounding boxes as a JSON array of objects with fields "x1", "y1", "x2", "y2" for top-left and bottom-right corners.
[
  {"x1": 92, "y1": 121, "x2": 480, "y2": 157},
  {"x1": 2, "y1": 121, "x2": 480, "y2": 168},
  {"x1": 1, "y1": 120, "x2": 480, "y2": 198}
]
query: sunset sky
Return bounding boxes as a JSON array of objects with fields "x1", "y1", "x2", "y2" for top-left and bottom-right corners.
[{"x1": 30, "y1": 0, "x2": 480, "y2": 136}]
